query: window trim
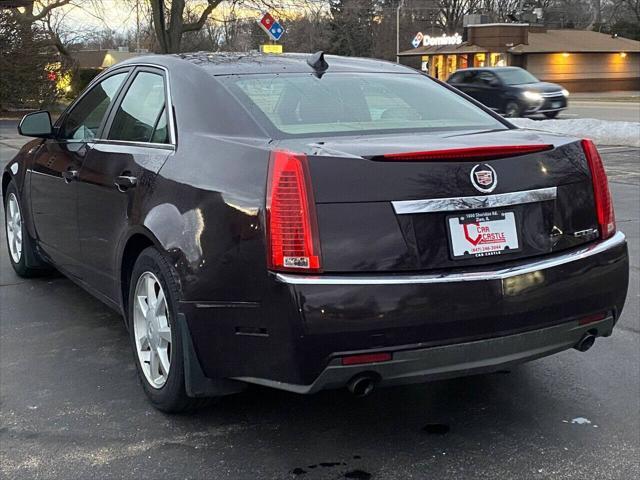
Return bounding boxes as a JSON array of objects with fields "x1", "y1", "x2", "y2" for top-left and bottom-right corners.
[
  {"x1": 54, "y1": 68, "x2": 132, "y2": 143},
  {"x1": 101, "y1": 65, "x2": 176, "y2": 149},
  {"x1": 55, "y1": 63, "x2": 176, "y2": 150}
]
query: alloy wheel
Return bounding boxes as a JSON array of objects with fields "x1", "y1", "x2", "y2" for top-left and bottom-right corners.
[
  {"x1": 505, "y1": 101, "x2": 521, "y2": 118},
  {"x1": 133, "y1": 271, "x2": 172, "y2": 389},
  {"x1": 6, "y1": 193, "x2": 23, "y2": 264}
]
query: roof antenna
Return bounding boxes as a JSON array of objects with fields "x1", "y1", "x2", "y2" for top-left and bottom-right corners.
[{"x1": 307, "y1": 51, "x2": 328, "y2": 77}]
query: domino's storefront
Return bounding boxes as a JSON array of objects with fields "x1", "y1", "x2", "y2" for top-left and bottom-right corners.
[
  {"x1": 399, "y1": 24, "x2": 640, "y2": 92},
  {"x1": 403, "y1": 31, "x2": 501, "y2": 81}
]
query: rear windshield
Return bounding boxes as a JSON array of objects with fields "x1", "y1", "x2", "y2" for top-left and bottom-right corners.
[
  {"x1": 220, "y1": 73, "x2": 506, "y2": 137},
  {"x1": 495, "y1": 68, "x2": 539, "y2": 85}
]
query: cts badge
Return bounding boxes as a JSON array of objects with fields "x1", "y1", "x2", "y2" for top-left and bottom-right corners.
[{"x1": 470, "y1": 164, "x2": 497, "y2": 193}]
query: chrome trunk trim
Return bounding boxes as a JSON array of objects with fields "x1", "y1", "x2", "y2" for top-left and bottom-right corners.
[{"x1": 391, "y1": 186, "x2": 557, "y2": 214}]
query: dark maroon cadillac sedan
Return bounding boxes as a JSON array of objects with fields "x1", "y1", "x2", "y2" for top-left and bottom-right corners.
[{"x1": 3, "y1": 52, "x2": 628, "y2": 412}]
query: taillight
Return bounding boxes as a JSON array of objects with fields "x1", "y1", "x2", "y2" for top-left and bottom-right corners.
[
  {"x1": 378, "y1": 144, "x2": 553, "y2": 162},
  {"x1": 582, "y1": 139, "x2": 615, "y2": 239},
  {"x1": 266, "y1": 150, "x2": 321, "y2": 272}
]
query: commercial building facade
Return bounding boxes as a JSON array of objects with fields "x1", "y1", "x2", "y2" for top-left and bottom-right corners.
[{"x1": 399, "y1": 24, "x2": 640, "y2": 92}]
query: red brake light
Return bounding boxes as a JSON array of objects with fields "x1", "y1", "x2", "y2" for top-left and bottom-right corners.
[
  {"x1": 582, "y1": 139, "x2": 615, "y2": 239},
  {"x1": 578, "y1": 312, "x2": 607, "y2": 326},
  {"x1": 380, "y1": 144, "x2": 553, "y2": 162},
  {"x1": 266, "y1": 150, "x2": 321, "y2": 272}
]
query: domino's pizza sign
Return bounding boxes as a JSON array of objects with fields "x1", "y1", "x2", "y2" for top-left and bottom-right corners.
[
  {"x1": 412, "y1": 32, "x2": 424, "y2": 48},
  {"x1": 259, "y1": 12, "x2": 284, "y2": 41}
]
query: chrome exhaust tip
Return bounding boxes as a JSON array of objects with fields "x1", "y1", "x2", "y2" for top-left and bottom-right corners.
[
  {"x1": 574, "y1": 333, "x2": 596, "y2": 352},
  {"x1": 347, "y1": 374, "x2": 378, "y2": 397}
]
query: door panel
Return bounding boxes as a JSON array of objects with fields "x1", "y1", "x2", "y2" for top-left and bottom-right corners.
[
  {"x1": 76, "y1": 143, "x2": 170, "y2": 299},
  {"x1": 474, "y1": 72, "x2": 501, "y2": 110},
  {"x1": 30, "y1": 70, "x2": 129, "y2": 277},
  {"x1": 30, "y1": 140, "x2": 82, "y2": 274}
]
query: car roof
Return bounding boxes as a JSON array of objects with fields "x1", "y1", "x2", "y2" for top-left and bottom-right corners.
[{"x1": 118, "y1": 51, "x2": 416, "y2": 76}]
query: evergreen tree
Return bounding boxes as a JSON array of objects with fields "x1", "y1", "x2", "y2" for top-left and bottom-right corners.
[
  {"x1": 0, "y1": 10, "x2": 58, "y2": 110},
  {"x1": 329, "y1": 0, "x2": 377, "y2": 57}
]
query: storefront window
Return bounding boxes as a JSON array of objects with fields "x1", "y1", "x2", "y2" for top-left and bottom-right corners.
[
  {"x1": 490, "y1": 53, "x2": 506, "y2": 66},
  {"x1": 430, "y1": 55, "x2": 445, "y2": 80},
  {"x1": 421, "y1": 55, "x2": 429, "y2": 72},
  {"x1": 445, "y1": 55, "x2": 457, "y2": 79},
  {"x1": 424, "y1": 55, "x2": 472, "y2": 80},
  {"x1": 474, "y1": 53, "x2": 486, "y2": 67}
]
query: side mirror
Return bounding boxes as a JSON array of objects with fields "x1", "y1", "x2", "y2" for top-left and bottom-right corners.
[{"x1": 18, "y1": 111, "x2": 53, "y2": 138}]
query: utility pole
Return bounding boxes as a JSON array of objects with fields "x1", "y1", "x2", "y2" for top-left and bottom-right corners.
[{"x1": 396, "y1": 0, "x2": 405, "y2": 63}]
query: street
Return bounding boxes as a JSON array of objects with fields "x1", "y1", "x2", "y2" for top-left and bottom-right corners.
[
  {"x1": 561, "y1": 101, "x2": 640, "y2": 123},
  {"x1": 1, "y1": 120, "x2": 639, "y2": 479}
]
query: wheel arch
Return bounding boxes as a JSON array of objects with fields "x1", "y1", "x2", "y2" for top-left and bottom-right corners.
[
  {"x1": 1, "y1": 171, "x2": 11, "y2": 204},
  {"x1": 118, "y1": 224, "x2": 247, "y2": 400},
  {"x1": 118, "y1": 227, "x2": 164, "y2": 324}
]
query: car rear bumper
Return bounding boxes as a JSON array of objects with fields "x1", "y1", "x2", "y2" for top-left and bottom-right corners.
[
  {"x1": 183, "y1": 232, "x2": 628, "y2": 393},
  {"x1": 234, "y1": 315, "x2": 615, "y2": 394}
]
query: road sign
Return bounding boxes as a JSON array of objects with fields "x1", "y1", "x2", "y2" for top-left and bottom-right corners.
[
  {"x1": 261, "y1": 44, "x2": 283, "y2": 54},
  {"x1": 268, "y1": 21, "x2": 284, "y2": 41},
  {"x1": 412, "y1": 32, "x2": 423, "y2": 48},
  {"x1": 258, "y1": 12, "x2": 284, "y2": 42},
  {"x1": 259, "y1": 12, "x2": 275, "y2": 31}
]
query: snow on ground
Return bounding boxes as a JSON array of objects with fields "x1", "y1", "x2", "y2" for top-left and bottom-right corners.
[{"x1": 511, "y1": 118, "x2": 640, "y2": 147}]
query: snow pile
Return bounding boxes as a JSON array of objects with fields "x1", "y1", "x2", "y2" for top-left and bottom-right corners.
[{"x1": 511, "y1": 118, "x2": 640, "y2": 147}]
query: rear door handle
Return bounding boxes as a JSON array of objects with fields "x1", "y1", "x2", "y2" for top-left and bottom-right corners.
[
  {"x1": 62, "y1": 169, "x2": 78, "y2": 183},
  {"x1": 115, "y1": 175, "x2": 137, "y2": 192}
]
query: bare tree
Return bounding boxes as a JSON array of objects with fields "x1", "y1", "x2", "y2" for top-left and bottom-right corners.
[
  {"x1": 8, "y1": 0, "x2": 70, "y2": 22},
  {"x1": 622, "y1": 0, "x2": 639, "y2": 21},
  {"x1": 150, "y1": 0, "x2": 236, "y2": 53},
  {"x1": 436, "y1": 0, "x2": 481, "y2": 33},
  {"x1": 279, "y1": 1, "x2": 331, "y2": 53},
  {"x1": 5, "y1": 0, "x2": 78, "y2": 56},
  {"x1": 480, "y1": 0, "x2": 521, "y2": 21}
]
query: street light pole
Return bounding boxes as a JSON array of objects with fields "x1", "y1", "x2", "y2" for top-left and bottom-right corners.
[{"x1": 396, "y1": 0, "x2": 405, "y2": 63}]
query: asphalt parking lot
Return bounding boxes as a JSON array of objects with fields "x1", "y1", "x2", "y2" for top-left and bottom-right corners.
[{"x1": 0, "y1": 124, "x2": 639, "y2": 479}]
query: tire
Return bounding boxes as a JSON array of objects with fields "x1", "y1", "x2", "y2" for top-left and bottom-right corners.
[
  {"x1": 544, "y1": 111, "x2": 560, "y2": 119},
  {"x1": 4, "y1": 180, "x2": 48, "y2": 277},
  {"x1": 127, "y1": 247, "x2": 205, "y2": 413},
  {"x1": 504, "y1": 100, "x2": 523, "y2": 118}
]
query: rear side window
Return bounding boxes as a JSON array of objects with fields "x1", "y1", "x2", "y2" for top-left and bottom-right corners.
[
  {"x1": 449, "y1": 71, "x2": 474, "y2": 84},
  {"x1": 222, "y1": 73, "x2": 505, "y2": 137},
  {"x1": 60, "y1": 72, "x2": 127, "y2": 141},
  {"x1": 108, "y1": 71, "x2": 168, "y2": 143},
  {"x1": 474, "y1": 71, "x2": 499, "y2": 85}
]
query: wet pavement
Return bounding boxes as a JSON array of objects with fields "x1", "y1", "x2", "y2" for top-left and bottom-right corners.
[{"x1": 1, "y1": 123, "x2": 638, "y2": 479}]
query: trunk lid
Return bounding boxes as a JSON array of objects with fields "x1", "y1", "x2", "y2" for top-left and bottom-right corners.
[{"x1": 276, "y1": 128, "x2": 599, "y2": 273}]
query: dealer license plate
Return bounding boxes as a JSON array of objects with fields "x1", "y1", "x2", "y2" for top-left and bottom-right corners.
[{"x1": 447, "y1": 211, "x2": 520, "y2": 259}]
